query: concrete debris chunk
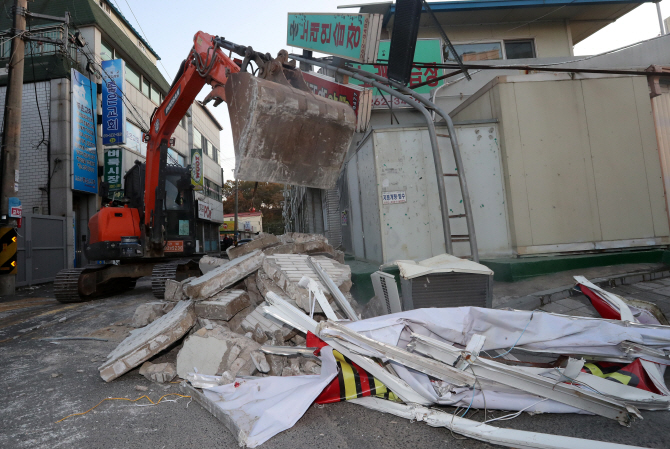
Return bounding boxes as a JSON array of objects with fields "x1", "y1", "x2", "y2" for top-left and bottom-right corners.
[
  {"x1": 99, "y1": 300, "x2": 196, "y2": 382},
  {"x1": 256, "y1": 269, "x2": 298, "y2": 308},
  {"x1": 227, "y1": 233, "x2": 279, "y2": 260},
  {"x1": 262, "y1": 255, "x2": 351, "y2": 313},
  {"x1": 131, "y1": 301, "x2": 170, "y2": 328},
  {"x1": 228, "y1": 305, "x2": 254, "y2": 334},
  {"x1": 278, "y1": 232, "x2": 328, "y2": 244},
  {"x1": 241, "y1": 302, "x2": 295, "y2": 339},
  {"x1": 302, "y1": 359, "x2": 321, "y2": 375},
  {"x1": 194, "y1": 290, "x2": 252, "y2": 321},
  {"x1": 184, "y1": 250, "x2": 265, "y2": 300},
  {"x1": 139, "y1": 361, "x2": 177, "y2": 383},
  {"x1": 135, "y1": 385, "x2": 148, "y2": 392},
  {"x1": 244, "y1": 274, "x2": 264, "y2": 306},
  {"x1": 165, "y1": 277, "x2": 195, "y2": 302},
  {"x1": 199, "y1": 255, "x2": 227, "y2": 275},
  {"x1": 250, "y1": 351, "x2": 271, "y2": 373},
  {"x1": 175, "y1": 326, "x2": 260, "y2": 379}
]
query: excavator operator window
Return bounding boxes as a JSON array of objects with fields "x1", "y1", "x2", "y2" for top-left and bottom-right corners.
[{"x1": 165, "y1": 174, "x2": 192, "y2": 238}]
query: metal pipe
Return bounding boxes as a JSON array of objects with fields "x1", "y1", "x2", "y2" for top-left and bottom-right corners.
[
  {"x1": 656, "y1": 1, "x2": 666, "y2": 36},
  {"x1": 290, "y1": 55, "x2": 454, "y2": 254},
  {"x1": 327, "y1": 61, "x2": 479, "y2": 262}
]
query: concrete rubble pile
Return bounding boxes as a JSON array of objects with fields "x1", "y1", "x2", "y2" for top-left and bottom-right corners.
[
  {"x1": 98, "y1": 241, "x2": 670, "y2": 448},
  {"x1": 100, "y1": 233, "x2": 357, "y2": 388}
]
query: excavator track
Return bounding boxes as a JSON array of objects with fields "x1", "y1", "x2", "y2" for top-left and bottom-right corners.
[
  {"x1": 151, "y1": 263, "x2": 179, "y2": 299},
  {"x1": 151, "y1": 259, "x2": 201, "y2": 299},
  {"x1": 54, "y1": 265, "x2": 145, "y2": 304},
  {"x1": 54, "y1": 268, "x2": 89, "y2": 303}
]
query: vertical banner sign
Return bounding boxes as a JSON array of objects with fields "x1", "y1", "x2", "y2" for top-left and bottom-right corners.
[
  {"x1": 104, "y1": 149, "x2": 123, "y2": 191},
  {"x1": 190, "y1": 148, "x2": 204, "y2": 190},
  {"x1": 0, "y1": 227, "x2": 18, "y2": 275},
  {"x1": 349, "y1": 39, "x2": 444, "y2": 109},
  {"x1": 287, "y1": 13, "x2": 382, "y2": 63},
  {"x1": 101, "y1": 59, "x2": 126, "y2": 145},
  {"x1": 71, "y1": 69, "x2": 98, "y2": 193}
]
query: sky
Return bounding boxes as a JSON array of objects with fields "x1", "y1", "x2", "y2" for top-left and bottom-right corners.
[{"x1": 108, "y1": 0, "x2": 670, "y2": 179}]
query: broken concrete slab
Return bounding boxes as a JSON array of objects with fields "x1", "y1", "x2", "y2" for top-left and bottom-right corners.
[
  {"x1": 227, "y1": 233, "x2": 279, "y2": 260},
  {"x1": 176, "y1": 326, "x2": 261, "y2": 379},
  {"x1": 184, "y1": 250, "x2": 265, "y2": 300},
  {"x1": 262, "y1": 255, "x2": 352, "y2": 313},
  {"x1": 199, "y1": 255, "x2": 227, "y2": 275},
  {"x1": 228, "y1": 305, "x2": 255, "y2": 334},
  {"x1": 241, "y1": 302, "x2": 295, "y2": 339},
  {"x1": 139, "y1": 361, "x2": 177, "y2": 383},
  {"x1": 165, "y1": 277, "x2": 195, "y2": 302},
  {"x1": 279, "y1": 232, "x2": 327, "y2": 244},
  {"x1": 99, "y1": 300, "x2": 196, "y2": 382},
  {"x1": 256, "y1": 268, "x2": 299, "y2": 309},
  {"x1": 194, "y1": 290, "x2": 252, "y2": 321},
  {"x1": 244, "y1": 274, "x2": 264, "y2": 306},
  {"x1": 131, "y1": 301, "x2": 170, "y2": 328},
  {"x1": 250, "y1": 351, "x2": 271, "y2": 373}
]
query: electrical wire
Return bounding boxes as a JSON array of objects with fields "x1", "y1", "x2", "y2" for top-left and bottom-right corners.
[
  {"x1": 119, "y1": 0, "x2": 172, "y2": 80},
  {"x1": 492, "y1": 311, "x2": 535, "y2": 359},
  {"x1": 55, "y1": 393, "x2": 191, "y2": 423}
]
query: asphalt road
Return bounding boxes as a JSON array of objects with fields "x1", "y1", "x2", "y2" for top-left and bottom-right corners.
[{"x1": 1, "y1": 279, "x2": 668, "y2": 449}]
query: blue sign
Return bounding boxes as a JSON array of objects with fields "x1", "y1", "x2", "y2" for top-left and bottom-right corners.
[
  {"x1": 71, "y1": 68, "x2": 98, "y2": 194},
  {"x1": 101, "y1": 59, "x2": 126, "y2": 145}
]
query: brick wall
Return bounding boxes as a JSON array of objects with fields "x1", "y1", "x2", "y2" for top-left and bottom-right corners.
[{"x1": 0, "y1": 81, "x2": 51, "y2": 214}]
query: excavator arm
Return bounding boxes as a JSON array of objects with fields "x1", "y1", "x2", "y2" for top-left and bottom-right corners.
[{"x1": 144, "y1": 31, "x2": 240, "y2": 252}]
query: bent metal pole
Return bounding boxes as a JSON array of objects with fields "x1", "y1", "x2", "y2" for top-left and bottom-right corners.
[
  {"x1": 340, "y1": 64, "x2": 479, "y2": 262},
  {"x1": 290, "y1": 54, "x2": 454, "y2": 254}
]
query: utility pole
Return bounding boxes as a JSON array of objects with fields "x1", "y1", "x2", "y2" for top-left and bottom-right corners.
[
  {"x1": 1, "y1": 0, "x2": 27, "y2": 226},
  {"x1": 0, "y1": 0, "x2": 27, "y2": 296}
]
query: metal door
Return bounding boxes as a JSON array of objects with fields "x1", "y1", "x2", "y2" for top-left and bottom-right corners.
[{"x1": 15, "y1": 214, "x2": 67, "y2": 287}]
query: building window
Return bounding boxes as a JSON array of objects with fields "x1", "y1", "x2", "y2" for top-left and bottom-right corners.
[
  {"x1": 204, "y1": 223, "x2": 220, "y2": 252},
  {"x1": 142, "y1": 77, "x2": 150, "y2": 97},
  {"x1": 100, "y1": 40, "x2": 114, "y2": 61},
  {"x1": 150, "y1": 84, "x2": 160, "y2": 105},
  {"x1": 202, "y1": 139, "x2": 210, "y2": 158},
  {"x1": 204, "y1": 178, "x2": 222, "y2": 202},
  {"x1": 504, "y1": 40, "x2": 535, "y2": 59},
  {"x1": 212, "y1": 145, "x2": 219, "y2": 164},
  {"x1": 446, "y1": 42, "x2": 502, "y2": 62},
  {"x1": 126, "y1": 120, "x2": 146, "y2": 156},
  {"x1": 98, "y1": 0, "x2": 111, "y2": 14},
  {"x1": 193, "y1": 128, "x2": 202, "y2": 149},
  {"x1": 125, "y1": 64, "x2": 140, "y2": 90},
  {"x1": 168, "y1": 148, "x2": 186, "y2": 167}
]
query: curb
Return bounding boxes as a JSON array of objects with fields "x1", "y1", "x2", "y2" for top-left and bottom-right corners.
[{"x1": 499, "y1": 267, "x2": 670, "y2": 310}]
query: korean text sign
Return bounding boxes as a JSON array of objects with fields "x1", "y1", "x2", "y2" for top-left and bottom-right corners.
[
  {"x1": 71, "y1": 69, "x2": 98, "y2": 194},
  {"x1": 104, "y1": 149, "x2": 123, "y2": 191},
  {"x1": 350, "y1": 39, "x2": 444, "y2": 109},
  {"x1": 287, "y1": 13, "x2": 380, "y2": 63},
  {"x1": 302, "y1": 72, "x2": 361, "y2": 118},
  {"x1": 101, "y1": 59, "x2": 126, "y2": 145}
]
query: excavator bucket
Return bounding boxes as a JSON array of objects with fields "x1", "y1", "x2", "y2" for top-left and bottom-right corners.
[{"x1": 225, "y1": 64, "x2": 356, "y2": 189}]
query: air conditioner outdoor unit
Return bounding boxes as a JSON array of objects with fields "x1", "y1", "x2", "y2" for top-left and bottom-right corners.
[
  {"x1": 396, "y1": 254, "x2": 494, "y2": 311},
  {"x1": 371, "y1": 271, "x2": 402, "y2": 315}
]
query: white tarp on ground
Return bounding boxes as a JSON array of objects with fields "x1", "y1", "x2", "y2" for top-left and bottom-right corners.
[
  {"x1": 395, "y1": 254, "x2": 494, "y2": 279},
  {"x1": 200, "y1": 346, "x2": 338, "y2": 448},
  {"x1": 323, "y1": 307, "x2": 670, "y2": 412}
]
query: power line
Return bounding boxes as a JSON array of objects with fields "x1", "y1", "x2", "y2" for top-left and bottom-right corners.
[{"x1": 118, "y1": 0, "x2": 173, "y2": 81}]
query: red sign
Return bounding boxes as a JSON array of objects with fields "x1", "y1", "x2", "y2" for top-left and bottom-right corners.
[
  {"x1": 302, "y1": 72, "x2": 362, "y2": 117},
  {"x1": 302, "y1": 72, "x2": 371, "y2": 132},
  {"x1": 9, "y1": 206, "x2": 21, "y2": 218},
  {"x1": 164, "y1": 240, "x2": 183, "y2": 253}
]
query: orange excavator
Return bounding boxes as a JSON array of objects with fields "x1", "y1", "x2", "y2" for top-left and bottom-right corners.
[{"x1": 54, "y1": 32, "x2": 356, "y2": 303}]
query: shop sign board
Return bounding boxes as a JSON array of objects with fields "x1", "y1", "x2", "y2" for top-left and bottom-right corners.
[
  {"x1": 101, "y1": 59, "x2": 126, "y2": 145},
  {"x1": 190, "y1": 148, "x2": 204, "y2": 190},
  {"x1": 71, "y1": 69, "x2": 98, "y2": 193},
  {"x1": 104, "y1": 148, "x2": 123, "y2": 191},
  {"x1": 287, "y1": 13, "x2": 382, "y2": 63}
]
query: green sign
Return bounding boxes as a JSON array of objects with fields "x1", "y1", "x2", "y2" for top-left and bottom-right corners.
[
  {"x1": 349, "y1": 39, "x2": 444, "y2": 108},
  {"x1": 104, "y1": 148, "x2": 123, "y2": 191},
  {"x1": 190, "y1": 147, "x2": 204, "y2": 190},
  {"x1": 287, "y1": 13, "x2": 381, "y2": 63}
]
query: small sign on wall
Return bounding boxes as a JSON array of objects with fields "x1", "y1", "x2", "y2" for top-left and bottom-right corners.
[{"x1": 382, "y1": 191, "x2": 406, "y2": 205}]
